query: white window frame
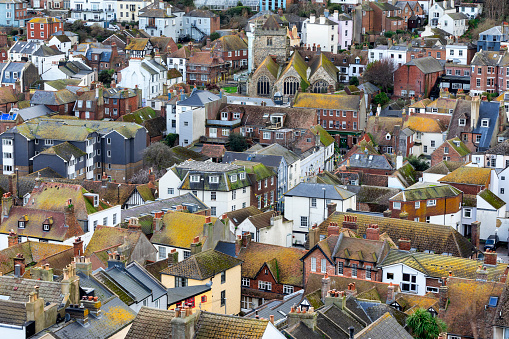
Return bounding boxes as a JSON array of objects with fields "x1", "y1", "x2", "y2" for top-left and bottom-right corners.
[
  {"x1": 311, "y1": 257, "x2": 316, "y2": 272},
  {"x1": 427, "y1": 199, "x2": 437, "y2": 207}
]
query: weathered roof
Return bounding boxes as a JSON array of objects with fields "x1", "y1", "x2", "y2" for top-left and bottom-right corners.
[
  {"x1": 161, "y1": 249, "x2": 242, "y2": 280},
  {"x1": 342, "y1": 152, "x2": 394, "y2": 171},
  {"x1": 166, "y1": 284, "x2": 211, "y2": 305},
  {"x1": 404, "y1": 56, "x2": 444, "y2": 74},
  {"x1": 38, "y1": 141, "x2": 86, "y2": 162},
  {"x1": 424, "y1": 160, "x2": 464, "y2": 175},
  {"x1": 0, "y1": 275, "x2": 66, "y2": 305},
  {"x1": 293, "y1": 92, "x2": 361, "y2": 111},
  {"x1": 125, "y1": 261, "x2": 167, "y2": 300},
  {"x1": 479, "y1": 189, "x2": 506, "y2": 209},
  {"x1": 403, "y1": 115, "x2": 446, "y2": 133},
  {"x1": 485, "y1": 139, "x2": 509, "y2": 156},
  {"x1": 232, "y1": 161, "x2": 275, "y2": 181},
  {"x1": 439, "y1": 166, "x2": 491, "y2": 186},
  {"x1": 125, "y1": 307, "x2": 175, "y2": 339},
  {"x1": 390, "y1": 182, "x2": 461, "y2": 202},
  {"x1": 30, "y1": 89, "x2": 77, "y2": 106},
  {"x1": 237, "y1": 242, "x2": 306, "y2": 286},
  {"x1": 177, "y1": 90, "x2": 220, "y2": 107},
  {"x1": 0, "y1": 86, "x2": 18, "y2": 105},
  {"x1": 0, "y1": 300, "x2": 27, "y2": 326},
  {"x1": 355, "y1": 312, "x2": 412, "y2": 339},
  {"x1": 195, "y1": 311, "x2": 269, "y2": 339},
  {"x1": 201, "y1": 144, "x2": 226, "y2": 159},
  {"x1": 256, "y1": 55, "x2": 280, "y2": 78},
  {"x1": 280, "y1": 51, "x2": 309, "y2": 86},
  {"x1": 225, "y1": 206, "x2": 263, "y2": 227},
  {"x1": 446, "y1": 137, "x2": 471, "y2": 157},
  {"x1": 211, "y1": 35, "x2": 247, "y2": 52},
  {"x1": 285, "y1": 183, "x2": 356, "y2": 200}
]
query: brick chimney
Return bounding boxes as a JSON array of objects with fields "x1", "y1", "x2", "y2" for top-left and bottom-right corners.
[
  {"x1": 2, "y1": 192, "x2": 13, "y2": 222},
  {"x1": 80, "y1": 296, "x2": 102, "y2": 318},
  {"x1": 128, "y1": 217, "x2": 142, "y2": 231},
  {"x1": 476, "y1": 266, "x2": 488, "y2": 282},
  {"x1": 75, "y1": 256, "x2": 93, "y2": 277},
  {"x1": 484, "y1": 249, "x2": 497, "y2": 266},
  {"x1": 398, "y1": 238, "x2": 411, "y2": 251},
  {"x1": 342, "y1": 215, "x2": 357, "y2": 230},
  {"x1": 14, "y1": 253, "x2": 26, "y2": 277},
  {"x1": 321, "y1": 273, "x2": 331, "y2": 301},
  {"x1": 190, "y1": 236, "x2": 202, "y2": 255},
  {"x1": 438, "y1": 278, "x2": 448, "y2": 311},
  {"x1": 366, "y1": 224, "x2": 380, "y2": 241},
  {"x1": 152, "y1": 212, "x2": 164, "y2": 232},
  {"x1": 8, "y1": 173, "x2": 17, "y2": 198},
  {"x1": 65, "y1": 304, "x2": 89, "y2": 326},
  {"x1": 386, "y1": 282, "x2": 395, "y2": 304},
  {"x1": 242, "y1": 232, "x2": 251, "y2": 248},
  {"x1": 345, "y1": 283, "x2": 357, "y2": 297},
  {"x1": 287, "y1": 306, "x2": 317, "y2": 330},
  {"x1": 8, "y1": 229, "x2": 17, "y2": 247},
  {"x1": 235, "y1": 235, "x2": 242, "y2": 256},
  {"x1": 327, "y1": 222, "x2": 340, "y2": 237},
  {"x1": 327, "y1": 202, "x2": 337, "y2": 217},
  {"x1": 73, "y1": 237, "x2": 83, "y2": 257},
  {"x1": 308, "y1": 224, "x2": 320, "y2": 249},
  {"x1": 148, "y1": 168, "x2": 155, "y2": 184},
  {"x1": 470, "y1": 221, "x2": 480, "y2": 250}
]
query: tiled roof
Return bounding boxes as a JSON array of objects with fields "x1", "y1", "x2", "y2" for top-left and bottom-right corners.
[
  {"x1": 125, "y1": 261, "x2": 167, "y2": 300},
  {"x1": 486, "y1": 139, "x2": 509, "y2": 155},
  {"x1": 226, "y1": 206, "x2": 262, "y2": 227},
  {"x1": 120, "y1": 193, "x2": 208, "y2": 220},
  {"x1": 151, "y1": 211, "x2": 216, "y2": 248},
  {"x1": 195, "y1": 311, "x2": 269, "y2": 339},
  {"x1": 403, "y1": 115, "x2": 446, "y2": 133},
  {"x1": 293, "y1": 92, "x2": 360, "y2": 111},
  {"x1": 394, "y1": 293, "x2": 438, "y2": 315},
  {"x1": 309, "y1": 53, "x2": 338, "y2": 80},
  {"x1": 30, "y1": 89, "x2": 77, "y2": 106},
  {"x1": 211, "y1": 35, "x2": 247, "y2": 52},
  {"x1": 317, "y1": 212, "x2": 475, "y2": 257},
  {"x1": 0, "y1": 275, "x2": 66, "y2": 305},
  {"x1": 84, "y1": 226, "x2": 143, "y2": 261},
  {"x1": 381, "y1": 250, "x2": 507, "y2": 280},
  {"x1": 285, "y1": 183, "x2": 356, "y2": 200},
  {"x1": 175, "y1": 161, "x2": 250, "y2": 192},
  {"x1": 355, "y1": 312, "x2": 412, "y2": 339},
  {"x1": 160, "y1": 249, "x2": 242, "y2": 280},
  {"x1": 187, "y1": 51, "x2": 224, "y2": 66},
  {"x1": 125, "y1": 307, "x2": 175, "y2": 339},
  {"x1": 389, "y1": 182, "x2": 461, "y2": 202},
  {"x1": 0, "y1": 300, "x2": 27, "y2": 326},
  {"x1": 0, "y1": 86, "x2": 17, "y2": 104},
  {"x1": 479, "y1": 189, "x2": 506, "y2": 209},
  {"x1": 200, "y1": 144, "x2": 226, "y2": 159},
  {"x1": 39, "y1": 141, "x2": 86, "y2": 162},
  {"x1": 439, "y1": 166, "x2": 491, "y2": 186},
  {"x1": 93, "y1": 270, "x2": 135, "y2": 305},
  {"x1": 244, "y1": 290, "x2": 304, "y2": 324},
  {"x1": 81, "y1": 180, "x2": 136, "y2": 206},
  {"x1": 185, "y1": 9, "x2": 217, "y2": 17},
  {"x1": 247, "y1": 211, "x2": 289, "y2": 230},
  {"x1": 29, "y1": 17, "x2": 62, "y2": 23},
  {"x1": 404, "y1": 56, "x2": 443, "y2": 74},
  {"x1": 333, "y1": 235, "x2": 389, "y2": 264},
  {"x1": 280, "y1": 51, "x2": 309, "y2": 86},
  {"x1": 237, "y1": 242, "x2": 306, "y2": 286},
  {"x1": 104, "y1": 266, "x2": 151, "y2": 302},
  {"x1": 424, "y1": 160, "x2": 464, "y2": 175},
  {"x1": 310, "y1": 124, "x2": 335, "y2": 147},
  {"x1": 341, "y1": 152, "x2": 394, "y2": 171}
]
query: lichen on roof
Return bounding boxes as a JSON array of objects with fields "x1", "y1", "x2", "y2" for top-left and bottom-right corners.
[
  {"x1": 280, "y1": 51, "x2": 310, "y2": 86},
  {"x1": 232, "y1": 161, "x2": 275, "y2": 181},
  {"x1": 439, "y1": 166, "x2": 491, "y2": 186},
  {"x1": 479, "y1": 189, "x2": 506, "y2": 209},
  {"x1": 447, "y1": 137, "x2": 471, "y2": 157},
  {"x1": 122, "y1": 107, "x2": 157, "y2": 125},
  {"x1": 310, "y1": 124, "x2": 335, "y2": 147}
]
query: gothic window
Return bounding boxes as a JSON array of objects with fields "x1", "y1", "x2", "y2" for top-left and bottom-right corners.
[
  {"x1": 257, "y1": 75, "x2": 270, "y2": 96},
  {"x1": 283, "y1": 76, "x2": 299, "y2": 96},
  {"x1": 313, "y1": 80, "x2": 329, "y2": 93}
]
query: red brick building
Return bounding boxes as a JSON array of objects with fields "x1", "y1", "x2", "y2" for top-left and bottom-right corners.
[
  {"x1": 431, "y1": 137, "x2": 472, "y2": 167},
  {"x1": 363, "y1": 2, "x2": 406, "y2": 35},
  {"x1": 28, "y1": 17, "x2": 63, "y2": 41},
  {"x1": 232, "y1": 160, "x2": 277, "y2": 211},
  {"x1": 394, "y1": 56, "x2": 444, "y2": 97},
  {"x1": 470, "y1": 50, "x2": 509, "y2": 95},
  {"x1": 186, "y1": 51, "x2": 226, "y2": 86},
  {"x1": 236, "y1": 236, "x2": 307, "y2": 309},
  {"x1": 29, "y1": 89, "x2": 77, "y2": 115},
  {"x1": 103, "y1": 86, "x2": 139, "y2": 119},
  {"x1": 205, "y1": 35, "x2": 248, "y2": 70},
  {"x1": 302, "y1": 223, "x2": 389, "y2": 284}
]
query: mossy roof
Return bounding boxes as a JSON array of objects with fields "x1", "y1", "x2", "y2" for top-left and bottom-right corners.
[
  {"x1": 121, "y1": 107, "x2": 157, "y2": 125},
  {"x1": 258, "y1": 56, "x2": 280, "y2": 79},
  {"x1": 390, "y1": 182, "x2": 461, "y2": 202},
  {"x1": 39, "y1": 142, "x2": 86, "y2": 162},
  {"x1": 135, "y1": 184, "x2": 155, "y2": 202},
  {"x1": 293, "y1": 92, "x2": 361, "y2": 111},
  {"x1": 447, "y1": 137, "x2": 471, "y2": 157},
  {"x1": 150, "y1": 211, "x2": 217, "y2": 249},
  {"x1": 84, "y1": 226, "x2": 143, "y2": 258},
  {"x1": 232, "y1": 161, "x2": 275, "y2": 181},
  {"x1": 479, "y1": 189, "x2": 506, "y2": 209},
  {"x1": 309, "y1": 53, "x2": 338, "y2": 80},
  {"x1": 403, "y1": 115, "x2": 446, "y2": 133},
  {"x1": 310, "y1": 125, "x2": 335, "y2": 147},
  {"x1": 0, "y1": 241, "x2": 71, "y2": 274},
  {"x1": 161, "y1": 249, "x2": 242, "y2": 280},
  {"x1": 439, "y1": 166, "x2": 492, "y2": 186},
  {"x1": 280, "y1": 51, "x2": 309, "y2": 85}
]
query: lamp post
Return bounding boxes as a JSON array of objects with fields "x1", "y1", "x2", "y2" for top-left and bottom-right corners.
[
  {"x1": 322, "y1": 187, "x2": 326, "y2": 221},
  {"x1": 15, "y1": 167, "x2": 18, "y2": 201}
]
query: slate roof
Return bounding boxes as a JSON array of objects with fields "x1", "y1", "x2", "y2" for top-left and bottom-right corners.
[
  {"x1": 0, "y1": 275, "x2": 66, "y2": 305},
  {"x1": 166, "y1": 284, "x2": 211, "y2": 305},
  {"x1": 381, "y1": 250, "x2": 507, "y2": 280},
  {"x1": 125, "y1": 307, "x2": 175, "y2": 339},
  {"x1": 103, "y1": 266, "x2": 152, "y2": 302},
  {"x1": 195, "y1": 311, "x2": 269, "y2": 339},
  {"x1": 405, "y1": 56, "x2": 444, "y2": 74},
  {"x1": 485, "y1": 139, "x2": 509, "y2": 155},
  {"x1": 177, "y1": 90, "x2": 220, "y2": 107},
  {"x1": 472, "y1": 101, "x2": 500, "y2": 151},
  {"x1": 84, "y1": 226, "x2": 144, "y2": 263},
  {"x1": 285, "y1": 183, "x2": 355, "y2": 200},
  {"x1": 342, "y1": 152, "x2": 394, "y2": 171},
  {"x1": 51, "y1": 296, "x2": 136, "y2": 339},
  {"x1": 30, "y1": 89, "x2": 77, "y2": 106},
  {"x1": 244, "y1": 290, "x2": 303, "y2": 323},
  {"x1": 226, "y1": 206, "x2": 262, "y2": 227},
  {"x1": 160, "y1": 249, "x2": 242, "y2": 281},
  {"x1": 223, "y1": 151, "x2": 284, "y2": 169},
  {"x1": 424, "y1": 160, "x2": 464, "y2": 175},
  {"x1": 0, "y1": 300, "x2": 27, "y2": 326},
  {"x1": 355, "y1": 312, "x2": 412, "y2": 339},
  {"x1": 237, "y1": 242, "x2": 306, "y2": 286},
  {"x1": 389, "y1": 182, "x2": 461, "y2": 202},
  {"x1": 317, "y1": 212, "x2": 476, "y2": 257},
  {"x1": 439, "y1": 166, "x2": 491, "y2": 186},
  {"x1": 15, "y1": 104, "x2": 53, "y2": 121},
  {"x1": 38, "y1": 141, "x2": 86, "y2": 162},
  {"x1": 33, "y1": 45, "x2": 64, "y2": 57},
  {"x1": 120, "y1": 193, "x2": 208, "y2": 220}
]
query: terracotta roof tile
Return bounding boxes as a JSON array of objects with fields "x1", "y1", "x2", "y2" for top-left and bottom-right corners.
[{"x1": 195, "y1": 311, "x2": 269, "y2": 339}]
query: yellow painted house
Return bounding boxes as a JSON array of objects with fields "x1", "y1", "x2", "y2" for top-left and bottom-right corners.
[{"x1": 161, "y1": 249, "x2": 242, "y2": 315}]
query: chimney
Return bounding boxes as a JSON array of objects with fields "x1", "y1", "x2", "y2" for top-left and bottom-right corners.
[
  {"x1": 342, "y1": 215, "x2": 357, "y2": 230},
  {"x1": 476, "y1": 266, "x2": 488, "y2": 282},
  {"x1": 327, "y1": 202, "x2": 337, "y2": 217},
  {"x1": 345, "y1": 282, "x2": 357, "y2": 297},
  {"x1": 471, "y1": 96, "x2": 480, "y2": 129},
  {"x1": 349, "y1": 327, "x2": 355, "y2": 339},
  {"x1": 152, "y1": 212, "x2": 164, "y2": 232},
  {"x1": 235, "y1": 235, "x2": 242, "y2": 256},
  {"x1": 438, "y1": 278, "x2": 448, "y2": 311},
  {"x1": 470, "y1": 221, "x2": 480, "y2": 250},
  {"x1": 308, "y1": 224, "x2": 320, "y2": 249},
  {"x1": 278, "y1": 7, "x2": 283, "y2": 16},
  {"x1": 287, "y1": 306, "x2": 317, "y2": 329},
  {"x1": 321, "y1": 273, "x2": 331, "y2": 301},
  {"x1": 13, "y1": 253, "x2": 26, "y2": 277},
  {"x1": 310, "y1": 14, "x2": 316, "y2": 24},
  {"x1": 107, "y1": 252, "x2": 125, "y2": 270},
  {"x1": 319, "y1": 16, "x2": 326, "y2": 25},
  {"x1": 148, "y1": 169, "x2": 155, "y2": 184},
  {"x1": 205, "y1": 216, "x2": 211, "y2": 224},
  {"x1": 190, "y1": 236, "x2": 202, "y2": 255},
  {"x1": 8, "y1": 229, "x2": 18, "y2": 247},
  {"x1": 110, "y1": 80, "x2": 116, "y2": 88},
  {"x1": 366, "y1": 224, "x2": 380, "y2": 241},
  {"x1": 75, "y1": 256, "x2": 93, "y2": 277},
  {"x1": 171, "y1": 307, "x2": 197, "y2": 338},
  {"x1": 73, "y1": 237, "x2": 83, "y2": 257},
  {"x1": 129, "y1": 217, "x2": 142, "y2": 231},
  {"x1": 327, "y1": 222, "x2": 340, "y2": 237},
  {"x1": 65, "y1": 304, "x2": 89, "y2": 326},
  {"x1": 484, "y1": 249, "x2": 497, "y2": 266},
  {"x1": 2, "y1": 192, "x2": 13, "y2": 221},
  {"x1": 398, "y1": 238, "x2": 411, "y2": 251},
  {"x1": 242, "y1": 232, "x2": 251, "y2": 248},
  {"x1": 8, "y1": 173, "x2": 17, "y2": 198},
  {"x1": 101, "y1": 172, "x2": 108, "y2": 187},
  {"x1": 386, "y1": 282, "x2": 395, "y2": 304},
  {"x1": 206, "y1": 38, "x2": 211, "y2": 48},
  {"x1": 80, "y1": 296, "x2": 102, "y2": 318}
]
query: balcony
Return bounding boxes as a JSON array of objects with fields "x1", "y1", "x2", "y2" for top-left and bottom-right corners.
[{"x1": 74, "y1": 8, "x2": 103, "y2": 13}]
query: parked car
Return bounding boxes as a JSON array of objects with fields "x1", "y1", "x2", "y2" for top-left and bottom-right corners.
[{"x1": 484, "y1": 234, "x2": 499, "y2": 251}]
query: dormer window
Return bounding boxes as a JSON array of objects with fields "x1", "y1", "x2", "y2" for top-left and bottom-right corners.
[
  {"x1": 239, "y1": 172, "x2": 246, "y2": 180},
  {"x1": 221, "y1": 112, "x2": 228, "y2": 120},
  {"x1": 481, "y1": 119, "x2": 489, "y2": 127},
  {"x1": 42, "y1": 217, "x2": 52, "y2": 232},
  {"x1": 386, "y1": 133, "x2": 391, "y2": 140},
  {"x1": 355, "y1": 57, "x2": 360, "y2": 64},
  {"x1": 18, "y1": 218, "x2": 26, "y2": 229},
  {"x1": 209, "y1": 176, "x2": 219, "y2": 184},
  {"x1": 458, "y1": 118, "x2": 466, "y2": 126},
  {"x1": 190, "y1": 175, "x2": 200, "y2": 183},
  {"x1": 230, "y1": 174, "x2": 237, "y2": 182},
  {"x1": 43, "y1": 223, "x2": 50, "y2": 231}
]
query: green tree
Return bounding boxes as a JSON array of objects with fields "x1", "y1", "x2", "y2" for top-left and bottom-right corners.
[
  {"x1": 406, "y1": 308, "x2": 447, "y2": 339},
  {"x1": 373, "y1": 92, "x2": 390, "y2": 106},
  {"x1": 164, "y1": 133, "x2": 179, "y2": 147},
  {"x1": 228, "y1": 133, "x2": 248, "y2": 152},
  {"x1": 98, "y1": 69, "x2": 115, "y2": 87},
  {"x1": 210, "y1": 32, "x2": 220, "y2": 41},
  {"x1": 405, "y1": 155, "x2": 430, "y2": 172},
  {"x1": 349, "y1": 76, "x2": 359, "y2": 86}
]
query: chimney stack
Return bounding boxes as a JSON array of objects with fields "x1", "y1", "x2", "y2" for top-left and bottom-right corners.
[
  {"x1": 171, "y1": 307, "x2": 197, "y2": 338},
  {"x1": 321, "y1": 273, "x2": 331, "y2": 301},
  {"x1": 327, "y1": 202, "x2": 337, "y2": 217},
  {"x1": 73, "y1": 237, "x2": 83, "y2": 257},
  {"x1": 65, "y1": 304, "x2": 89, "y2": 326},
  {"x1": 235, "y1": 235, "x2": 242, "y2": 256},
  {"x1": 438, "y1": 278, "x2": 448, "y2": 311},
  {"x1": 365, "y1": 224, "x2": 380, "y2": 241},
  {"x1": 2, "y1": 192, "x2": 13, "y2": 222},
  {"x1": 287, "y1": 306, "x2": 317, "y2": 329},
  {"x1": 476, "y1": 266, "x2": 488, "y2": 282},
  {"x1": 327, "y1": 222, "x2": 340, "y2": 237},
  {"x1": 241, "y1": 232, "x2": 251, "y2": 248},
  {"x1": 342, "y1": 215, "x2": 357, "y2": 230},
  {"x1": 386, "y1": 282, "x2": 395, "y2": 304},
  {"x1": 8, "y1": 173, "x2": 17, "y2": 199},
  {"x1": 129, "y1": 217, "x2": 142, "y2": 231},
  {"x1": 8, "y1": 229, "x2": 18, "y2": 247},
  {"x1": 470, "y1": 221, "x2": 481, "y2": 250},
  {"x1": 152, "y1": 212, "x2": 164, "y2": 232},
  {"x1": 80, "y1": 296, "x2": 102, "y2": 318},
  {"x1": 484, "y1": 249, "x2": 497, "y2": 266},
  {"x1": 398, "y1": 238, "x2": 411, "y2": 251},
  {"x1": 190, "y1": 236, "x2": 202, "y2": 255},
  {"x1": 308, "y1": 224, "x2": 319, "y2": 249},
  {"x1": 75, "y1": 256, "x2": 93, "y2": 277},
  {"x1": 13, "y1": 253, "x2": 26, "y2": 277}
]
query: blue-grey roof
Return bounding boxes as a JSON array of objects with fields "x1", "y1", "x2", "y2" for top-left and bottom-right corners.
[
  {"x1": 177, "y1": 90, "x2": 220, "y2": 107},
  {"x1": 214, "y1": 241, "x2": 236, "y2": 258},
  {"x1": 105, "y1": 266, "x2": 152, "y2": 302},
  {"x1": 51, "y1": 296, "x2": 136, "y2": 339},
  {"x1": 344, "y1": 153, "x2": 394, "y2": 170},
  {"x1": 77, "y1": 271, "x2": 114, "y2": 302},
  {"x1": 16, "y1": 105, "x2": 53, "y2": 121},
  {"x1": 125, "y1": 261, "x2": 167, "y2": 301},
  {"x1": 166, "y1": 285, "x2": 211, "y2": 305},
  {"x1": 121, "y1": 193, "x2": 209, "y2": 220},
  {"x1": 33, "y1": 45, "x2": 64, "y2": 57},
  {"x1": 9, "y1": 40, "x2": 40, "y2": 54},
  {"x1": 223, "y1": 151, "x2": 285, "y2": 169},
  {"x1": 2, "y1": 62, "x2": 25, "y2": 84},
  {"x1": 226, "y1": 95, "x2": 275, "y2": 106},
  {"x1": 472, "y1": 101, "x2": 500, "y2": 151},
  {"x1": 357, "y1": 82, "x2": 380, "y2": 95},
  {"x1": 86, "y1": 48, "x2": 113, "y2": 62},
  {"x1": 284, "y1": 183, "x2": 356, "y2": 200},
  {"x1": 244, "y1": 290, "x2": 303, "y2": 324}
]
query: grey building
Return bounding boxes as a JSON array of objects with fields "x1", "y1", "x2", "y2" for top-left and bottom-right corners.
[{"x1": 0, "y1": 117, "x2": 147, "y2": 182}]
